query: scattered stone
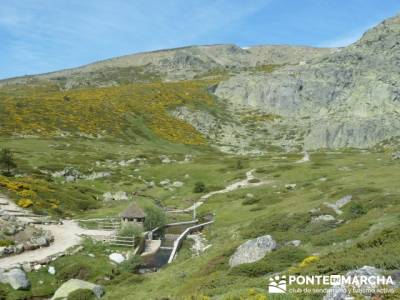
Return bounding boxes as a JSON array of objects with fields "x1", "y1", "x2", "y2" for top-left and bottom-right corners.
[
  {"x1": 323, "y1": 285, "x2": 349, "y2": 300},
  {"x1": 159, "y1": 179, "x2": 170, "y2": 186},
  {"x1": 33, "y1": 264, "x2": 42, "y2": 271},
  {"x1": 88, "y1": 253, "x2": 95, "y2": 258},
  {"x1": 229, "y1": 235, "x2": 277, "y2": 267},
  {"x1": 103, "y1": 191, "x2": 129, "y2": 201},
  {"x1": 48, "y1": 266, "x2": 56, "y2": 275},
  {"x1": 295, "y1": 151, "x2": 310, "y2": 163},
  {"x1": 246, "y1": 193, "x2": 254, "y2": 198},
  {"x1": 285, "y1": 240, "x2": 301, "y2": 247},
  {"x1": 392, "y1": 151, "x2": 400, "y2": 160},
  {"x1": 109, "y1": 253, "x2": 125, "y2": 264},
  {"x1": 184, "y1": 154, "x2": 193, "y2": 162},
  {"x1": 285, "y1": 183, "x2": 297, "y2": 190},
  {"x1": 172, "y1": 181, "x2": 184, "y2": 187},
  {"x1": 30, "y1": 236, "x2": 49, "y2": 247},
  {"x1": 324, "y1": 195, "x2": 352, "y2": 215},
  {"x1": 51, "y1": 279, "x2": 104, "y2": 300},
  {"x1": 159, "y1": 155, "x2": 172, "y2": 164},
  {"x1": 311, "y1": 215, "x2": 336, "y2": 223}
]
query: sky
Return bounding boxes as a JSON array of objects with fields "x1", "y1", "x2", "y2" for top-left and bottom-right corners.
[{"x1": 1, "y1": 0, "x2": 400, "y2": 79}]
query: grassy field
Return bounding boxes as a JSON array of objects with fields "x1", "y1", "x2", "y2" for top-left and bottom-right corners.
[
  {"x1": 2, "y1": 141, "x2": 400, "y2": 299},
  {"x1": 1, "y1": 74, "x2": 400, "y2": 299}
]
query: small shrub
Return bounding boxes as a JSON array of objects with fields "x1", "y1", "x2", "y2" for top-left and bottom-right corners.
[
  {"x1": 255, "y1": 167, "x2": 267, "y2": 173},
  {"x1": 67, "y1": 289, "x2": 95, "y2": 300},
  {"x1": 56, "y1": 262, "x2": 90, "y2": 280},
  {"x1": 193, "y1": 181, "x2": 206, "y2": 193},
  {"x1": 248, "y1": 178, "x2": 261, "y2": 183},
  {"x1": 299, "y1": 255, "x2": 320, "y2": 268},
  {"x1": 236, "y1": 160, "x2": 244, "y2": 169},
  {"x1": 118, "y1": 223, "x2": 143, "y2": 238},
  {"x1": 349, "y1": 202, "x2": 367, "y2": 218},
  {"x1": 17, "y1": 198, "x2": 33, "y2": 208},
  {"x1": 242, "y1": 198, "x2": 260, "y2": 205},
  {"x1": 119, "y1": 255, "x2": 144, "y2": 273},
  {"x1": 0, "y1": 239, "x2": 14, "y2": 247},
  {"x1": 230, "y1": 246, "x2": 308, "y2": 277},
  {"x1": 143, "y1": 206, "x2": 166, "y2": 231}
]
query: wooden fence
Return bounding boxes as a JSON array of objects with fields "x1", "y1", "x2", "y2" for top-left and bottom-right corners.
[{"x1": 108, "y1": 235, "x2": 136, "y2": 247}]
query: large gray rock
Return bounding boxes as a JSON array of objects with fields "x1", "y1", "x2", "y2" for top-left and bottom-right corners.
[
  {"x1": 51, "y1": 279, "x2": 104, "y2": 299},
  {"x1": 324, "y1": 266, "x2": 385, "y2": 300},
  {"x1": 229, "y1": 235, "x2": 276, "y2": 267},
  {"x1": 0, "y1": 268, "x2": 30, "y2": 290},
  {"x1": 109, "y1": 253, "x2": 125, "y2": 264}
]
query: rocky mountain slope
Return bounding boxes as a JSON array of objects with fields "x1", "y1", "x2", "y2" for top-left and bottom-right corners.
[
  {"x1": 0, "y1": 44, "x2": 332, "y2": 89},
  {"x1": 215, "y1": 14, "x2": 400, "y2": 149},
  {"x1": 1, "y1": 14, "x2": 400, "y2": 152}
]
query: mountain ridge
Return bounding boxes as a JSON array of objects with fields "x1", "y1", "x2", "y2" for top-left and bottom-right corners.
[{"x1": 1, "y1": 14, "x2": 400, "y2": 152}]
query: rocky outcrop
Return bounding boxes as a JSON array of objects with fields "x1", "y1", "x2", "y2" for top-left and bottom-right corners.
[
  {"x1": 323, "y1": 266, "x2": 388, "y2": 300},
  {"x1": 229, "y1": 235, "x2": 276, "y2": 267},
  {"x1": 51, "y1": 279, "x2": 104, "y2": 299},
  {"x1": 215, "y1": 15, "x2": 400, "y2": 150},
  {"x1": 0, "y1": 268, "x2": 30, "y2": 290}
]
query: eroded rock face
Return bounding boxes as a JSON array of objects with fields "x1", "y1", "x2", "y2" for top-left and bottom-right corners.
[
  {"x1": 215, "y1": 15, "x2": 400, "y2": 150},
  {"x1": 229, "y1": 235, "x2": 276, "y2": 267}
]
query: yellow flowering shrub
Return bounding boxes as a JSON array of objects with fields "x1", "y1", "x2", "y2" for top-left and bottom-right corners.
[
  {"x1": 0, "y1": 79, "x2": 218, "y2": 144},
  {"x1": 17, "y1": 198, "x2": 33, "y2": 208},
  {"x1": 17, "y1": 189, "x2": 37, "y2": 198},
  {"x1": 299, "y1": 255, "x2": 320, "y2": 268}
]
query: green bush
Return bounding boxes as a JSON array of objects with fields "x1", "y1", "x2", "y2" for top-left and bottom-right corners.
[
  {"x1": 194, "y1": 181, "x2": 206, "y2": 193},
  {"x1": 349, "y1": 202, "x2": 367, "y2": 218},
  {"x1": 119, "y1": 255, "x2": 144, "y2": 273},
  {"x1": 302, "y1": 227, "x2": 400, "y2": 274},
  {"x1": 56, "y1": 262, "x2": 90, "y2": 281},
  {"x1": 242, "y1": 198, "x2": 260, "y2": 205},
  {"x1": 67, "y1": 289, "x2": 95, "y2": 300},
  {"x1": 143, "y1": 206, "x2": 166, "y2": 231},
  {"x1": 118, "y1": 223, "x2": 143, "y2": 238},
  {"x1": 241, "y1": 213, "x2": 310, "y2": 241},
  {"x1": 236, "y1": 160, "x2": 244, "y2": 169},
  {"x1": 0, "y1": 239, "x2": 14, "y2": 247},
  {"x1": 248, "y1": 178, "x2": 261, "y2": 183}
]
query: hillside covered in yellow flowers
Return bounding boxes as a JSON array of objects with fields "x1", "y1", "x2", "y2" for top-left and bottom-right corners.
[{"x1": 0, "y1": 79, "x2": 218, "y2": 145}]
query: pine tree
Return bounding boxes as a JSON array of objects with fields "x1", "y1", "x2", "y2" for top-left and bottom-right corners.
[{"x1": 0, "y1": 148, "x2": 17, "y2": 175}]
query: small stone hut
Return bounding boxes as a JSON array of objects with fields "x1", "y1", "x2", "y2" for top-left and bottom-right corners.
[{"x1": 119, "y1": 202, "x2": 145, "y2": 224}]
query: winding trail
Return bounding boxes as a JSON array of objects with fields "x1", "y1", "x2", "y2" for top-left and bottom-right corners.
[
  {"x1": 0, "y1": 169, "x2": 270, "y2": 269},
  {"x1": 168, "y1": 169, "x2": 271, "y2": 213},
  {"x1": 0, "y1": 196, "x2": 114, "y2": 269}
]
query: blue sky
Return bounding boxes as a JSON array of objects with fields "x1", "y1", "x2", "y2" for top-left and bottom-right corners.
[{"x1": 1, "y1": 0, "x2": 399, "y2": 79}]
